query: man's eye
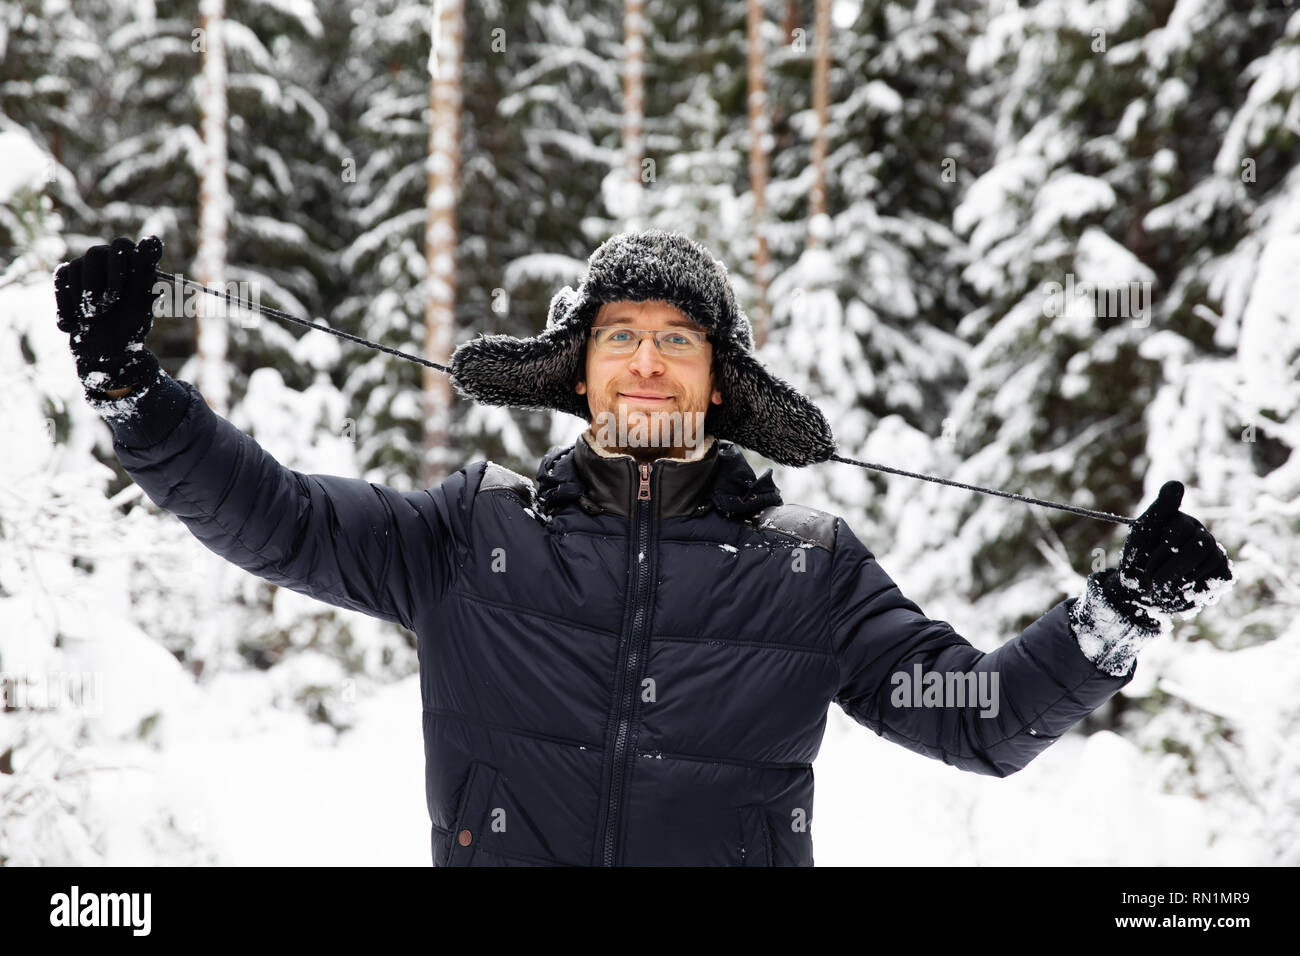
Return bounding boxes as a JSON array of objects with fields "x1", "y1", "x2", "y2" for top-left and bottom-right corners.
[
  {"x1": 665, "y1": 333, "x2": 691, "y2": 346},
  {"x1": 607, "y1": 330, "x2": 634, "y2": 342}
]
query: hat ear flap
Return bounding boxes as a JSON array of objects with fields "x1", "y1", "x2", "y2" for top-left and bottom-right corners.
[
  {"x1": 711, "y1": 350, "x2": 836, "y2": 467},
  {"x1": 450, "y1": 319, "x2": 589, "y2": 418},
  {"x1": 732, "y1": 307, "x2": 756, "y2": 352},
  {"x1": 546, "y1": 286, "x2": 579, "y2": 331}
]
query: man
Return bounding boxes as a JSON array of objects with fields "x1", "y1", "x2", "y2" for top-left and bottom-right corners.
[{"x1": 54, "y1": 230, "x2": 1233, "y2": 866}]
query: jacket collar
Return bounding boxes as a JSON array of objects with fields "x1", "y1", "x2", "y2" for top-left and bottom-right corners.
[{"x1": 535, "y1": 431, "x2": 783, "y2": 521}]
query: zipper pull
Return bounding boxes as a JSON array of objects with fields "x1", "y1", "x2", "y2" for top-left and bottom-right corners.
[{"x1": 637, "y1": 463, "x2": 652, "y2": 501}]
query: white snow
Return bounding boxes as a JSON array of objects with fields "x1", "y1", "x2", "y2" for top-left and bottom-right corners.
[
  {"x1": 0, "y1": 130, "x2": 51, "y2": 202},
  {"x1": 4, "y1": 0, "x2": 1296, "y2": 868}
]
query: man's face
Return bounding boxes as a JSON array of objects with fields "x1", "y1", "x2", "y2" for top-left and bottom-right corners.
[{"x1": 576, "y1": 299, "x2": 723, "y2": 462}]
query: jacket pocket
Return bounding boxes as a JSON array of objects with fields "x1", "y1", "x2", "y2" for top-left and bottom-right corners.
[
  {"x1": 444, "y1": 760, "x2": 501, "y2": 866},
  {"x1": 736, "y1": 805, "x2": 773, "y2": 867}
]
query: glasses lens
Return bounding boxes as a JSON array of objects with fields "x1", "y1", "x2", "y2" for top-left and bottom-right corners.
[
  {"x1": 592, "y1": 328, "x2": 705, "y2": 355},
  {"x1": 659, "y1": 331, "x2": 701, "y2": 354},
  {"x1": 598, "y1": 329, "x2": 637, "y2": 352}
]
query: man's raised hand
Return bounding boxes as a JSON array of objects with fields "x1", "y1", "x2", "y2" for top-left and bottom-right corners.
[{"x1": 54, "y1": 235, "x2": 165, "y2": 399}]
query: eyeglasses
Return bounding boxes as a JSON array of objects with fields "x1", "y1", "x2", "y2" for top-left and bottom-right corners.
[{"x1": 589, "y1": 326, "x2": 711, "y2": 357}]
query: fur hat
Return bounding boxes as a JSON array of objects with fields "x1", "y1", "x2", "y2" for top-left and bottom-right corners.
[{"x1": 448, "y1": 229, "x2": 836, "y2": 467}]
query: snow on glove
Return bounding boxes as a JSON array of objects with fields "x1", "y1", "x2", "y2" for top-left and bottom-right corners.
[
  {"x1": 1070, "y1": 480, "x2": 1235, "y2": 676},
  {"x1": 54, "y1": 235, "x2": 165, "y2": 405},
  {"x1": 1107, "y1": 480, "x2": 1234, "y2": 621}
]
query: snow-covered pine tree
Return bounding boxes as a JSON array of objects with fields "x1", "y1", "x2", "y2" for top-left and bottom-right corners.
[
  {"x1": 42, "y1": 0, "x2": 412, "y2": 718},
  {"x1": 0, "y1": 0, "x2": 120, "y2": 264},
  {"x1": 610, "y1": 0, "x2": 763, "y2": 348},
  {"x1": 1116, "y1": 3, "x2": 1300, "y2": 864},
  {"x1": 335, "y1": 0, "x2": 619, "y2": 481},
  {"x1": 332, "y1": 0, "x2": 466, "y2": 488},
  {"x1": 894, "y1": 0, "x2": 1296, "y2": 862},
  {"x1": 889, "y1": 0, "x2": 1187, "y2": 629},
  {"x1": 0, "y1": 125, "x2": 220, "y2": 864},
  {"x1": 760, "y1": 0, "x2": 975, "y2": 536},
  {"x1": 88, "y1": 0, "x2": 345, "y2": 401}
]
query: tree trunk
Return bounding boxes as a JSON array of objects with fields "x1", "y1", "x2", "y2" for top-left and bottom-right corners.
[
  {"x1": 196, "y1": 0, "x2": 229, "y2": 415},
  {"x1": 422, "y1": 0, "x2": 463, "y2": 489},
  {"x1": 748, "y1": 0, "x2": 772, "y2": 347},
  {"x1": 781, "y1": 0, "x2": 799, "y2": 40},
  {"x1": 623, "y1": 0, "x2": 646, "y2": 228},
  {"x1": 807, "y1": 0, "x2": 830, "y2": 249}
]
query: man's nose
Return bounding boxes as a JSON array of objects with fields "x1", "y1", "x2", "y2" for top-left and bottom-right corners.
[{"x1": 627, "y1": 335, "x2": 666, "y2": 375}]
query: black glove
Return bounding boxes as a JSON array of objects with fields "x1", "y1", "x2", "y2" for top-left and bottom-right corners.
[
  {"x1": 54, "y1": 235, "x2": 165, "y2": 398},
  {"x1": 1100, "y1": 480, "x2": 1234, "y2": 629}
]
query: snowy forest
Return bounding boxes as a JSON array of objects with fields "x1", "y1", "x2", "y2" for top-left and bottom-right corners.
[{"x1": 1, "y1": 0, "x2": 1297, "y2": 865}]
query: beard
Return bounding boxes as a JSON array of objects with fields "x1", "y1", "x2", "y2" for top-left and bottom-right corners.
[{"x1": 588, "y1": 390, "x2": 711, "y2": 462}]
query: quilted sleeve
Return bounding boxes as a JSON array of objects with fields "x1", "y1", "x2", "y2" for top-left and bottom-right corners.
[
  {"x1": 829, "y1": 518, "x2": 1135, "y2": 777},
  {"x1": 98, "y1": 371, "x2": 473, "y2": 632}
]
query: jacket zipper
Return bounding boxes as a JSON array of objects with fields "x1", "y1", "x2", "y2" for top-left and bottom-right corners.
[{"x1": 600, "y1": 461, "x2": 655, "y2": 865}]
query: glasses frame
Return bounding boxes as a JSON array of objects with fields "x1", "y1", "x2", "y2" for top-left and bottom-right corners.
[{"x1": 588, "y1": 326, "x2": 712, "y2": 357}]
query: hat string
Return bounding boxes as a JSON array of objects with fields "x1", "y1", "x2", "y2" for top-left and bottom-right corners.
[
  {"x1": 153, "y1": 269, "x2": 1134, "y2": 525},
  {"x1": 154, "y1": 269, "x2": 453, "y2": 375}
]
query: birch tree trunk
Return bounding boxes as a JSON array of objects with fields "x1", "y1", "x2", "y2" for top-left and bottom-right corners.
[
  {"x1": 195, "y1": 0, "x2": 229, "y2": 415},
  {"x1": 782, "y1": 0, "x2": 799, "y2": 41},
  {"x1": 807, "y1": 0, "x2": 830, "y2": 250},
  {"x1": 623, "y1": 0, "x2": 646, "y2": 229},
  {"x1": 421, "y1": 0, "x2": 462, "y2": 489},
  {"x1": 422, "y1": 0, "x2": 462, "y2": 489},
  {"x1": 748, "y1": 0, "x2": 771, "y2": 348}
]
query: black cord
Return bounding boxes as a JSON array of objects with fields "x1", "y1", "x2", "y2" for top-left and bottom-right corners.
[
  {"x1": 155, "y1": 269, "x2": 450, "y2": 373},
  {"x1": 829, "y1": 453, "x2": 1133, "y2": 524},
  {"x1": 154, "y1": 268, "x2": 1135, "y2": 525}
]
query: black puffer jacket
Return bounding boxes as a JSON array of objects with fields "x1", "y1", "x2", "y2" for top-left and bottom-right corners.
[{"x1": 106, "y1": 374, "x2": 1135, "y2": 866}]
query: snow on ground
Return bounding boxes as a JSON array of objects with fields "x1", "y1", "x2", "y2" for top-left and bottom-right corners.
[
  {"x1": 814, "y1": 705, "x2": 1267, "y2": 866},
  {"x1": 86, "y1": 672, "x2": 430, "y2": 866},
  {"x1": 53, "y1": 663, "x2": 1273, "y2": 866}
]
